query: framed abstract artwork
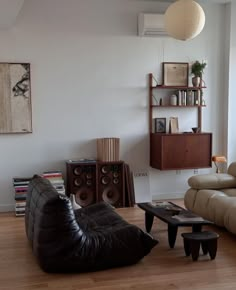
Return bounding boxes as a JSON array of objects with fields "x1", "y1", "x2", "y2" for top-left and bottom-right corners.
[
  {"x1": 169, "y1": 117, "x2": 179, "y2": 134},
  {"x1": 0, "y1": 63, "x2": 32, "y2": 133}
]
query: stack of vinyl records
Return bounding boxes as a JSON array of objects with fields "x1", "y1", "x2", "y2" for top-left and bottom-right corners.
[
  {"x1": 124, "y1": 163, "x2": 135, "y2": 207},
  {"x1": 97, "y1": 137, "x2": 120, "y2": 162},
  {"x1": 13, "y1": 177, "x2": 31, "y2": 217},
  {"x1": 42, "y1": 171, "x2": 65, "y2": 194}
]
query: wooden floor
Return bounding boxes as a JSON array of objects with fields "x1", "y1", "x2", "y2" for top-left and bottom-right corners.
[{"x1": 1, "y1": 201, "x2": 236, "y2": 289}]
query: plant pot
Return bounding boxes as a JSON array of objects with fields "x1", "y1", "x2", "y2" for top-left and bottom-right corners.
[{"x1": 192, "y1": 76, "x2": 201, "y2": 87}]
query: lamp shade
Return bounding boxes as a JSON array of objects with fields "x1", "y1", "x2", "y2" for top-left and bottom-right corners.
[
  {"x1": 164, "y1": 0, "x2": 205, "y2": 41},
  {"x1": 212, "y1": 155, "x2": 227, "y2": 163}
]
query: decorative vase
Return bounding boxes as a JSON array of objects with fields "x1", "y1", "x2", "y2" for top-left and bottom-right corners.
[
  {"x1": 170, "y1": 94, "x2": 177, "y2": 106},
  {"x1": 192, "y1": 76, "x2": 201, "y2": 87}
]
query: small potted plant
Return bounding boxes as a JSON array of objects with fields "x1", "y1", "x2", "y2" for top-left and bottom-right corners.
[{"x1": 191, "y1": 60, "x2": 207, "y2": 87}]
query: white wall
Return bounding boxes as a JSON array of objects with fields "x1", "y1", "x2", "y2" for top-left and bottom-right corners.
[{"x1": 0, "y1": 0, "x2": 227, "y2": 211}]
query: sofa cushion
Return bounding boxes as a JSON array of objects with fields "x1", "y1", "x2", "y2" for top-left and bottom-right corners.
[
  {"x1": 221, "y1": 188, "x2": 236, "y2": 197},
  {"x1": 188, "y1": 173, "x2": 236, "y2": 190},
  {"x1": 228, "y1": 162, "x2": 236, "y2": 177}
]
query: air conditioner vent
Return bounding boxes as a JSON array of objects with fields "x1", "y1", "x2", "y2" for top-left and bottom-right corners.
[{"x1": 138, "y1": 13, "x2": 168, "y2": 37}]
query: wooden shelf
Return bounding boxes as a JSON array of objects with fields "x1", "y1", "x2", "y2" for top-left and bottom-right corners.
[
  {"x1": 151, "y1": 105, "x2": 206, "y2": 108},
  {"x1": 152, "y1": 132, "x2": 211, "y2": 136},
  {"x1": 148, "y1": 72, "x2": 212, "y2": 170},
  {"x1": 152, "y1": 85, "x2": 207, "y2": 90}
]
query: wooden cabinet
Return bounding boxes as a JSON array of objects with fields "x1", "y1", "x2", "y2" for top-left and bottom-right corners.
[
  {"x1": 149, "y1": 73, "x2": 212, "y2": 170},
  {"x1": 150, "y1": 133, "x2": 212, "y2": 170}
]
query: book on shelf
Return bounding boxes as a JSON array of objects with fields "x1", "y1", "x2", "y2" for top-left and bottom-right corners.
[
  {"x1": 45, "y1": 179, "x2": 64, "y2": 184},
  {"x1": 15, "y1": 201, "x2": 26, "y2": 207},
  {"x1": 53, "y1": 185, "x2": 65, "y2": 190},
  {"x1": 67, "y1": 159, "x2": 97, "y2": 163},
  {"x1": 15, "y1": 212, "x2": 25, "y2": 217},
  {"x1": 15, "y1": 191, "x2": 27, "y2": 195},
  {"x1": 13, "y1": 177, "x2": 32, "y2": 182},
  {"x1": 15, "y1": 196, "x2": 27, "y2": 201},
  {"x1": 57, "y1": 190, "x2": 66, "y2": 194},
  {"x1": 149, "y1": 201, "x2": 181, "y2": 211},
  {"x1": 42, "y1": 170, "x2": 65, "y2": 195},
  {"x1": 13, "y1": 176, "x2": 30, "y2": 217},
  {"x1": 13, "y1": 181, "x2": 30, "y2": 186},
  {"x1": 15, "y1": 207, "x2": 25, "y2": 212},
  {"x1": 172, "y1": 213, "x2": 204, "y2": 222},
  {"x1": 15, "y1": 187, "x2": 28, "y2": 192},
  {"x1": 43, "y1": 170, "x2": 62, "y2": 174},
  {"x1": 15, "y1": 209, "x2": 26, "y2": 213}
]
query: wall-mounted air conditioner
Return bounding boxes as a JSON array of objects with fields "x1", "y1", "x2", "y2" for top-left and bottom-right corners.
[{"x1": 138, "y1": 13, "x2": 168, "y2": 37}]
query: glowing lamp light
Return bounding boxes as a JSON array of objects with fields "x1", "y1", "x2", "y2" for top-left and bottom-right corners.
[
  {"x1": 212, "y1": 155, "x2": 227, "y2": 173},
  {"x1": 164, "y1": 0, "x2": 206, "y2": 41}
]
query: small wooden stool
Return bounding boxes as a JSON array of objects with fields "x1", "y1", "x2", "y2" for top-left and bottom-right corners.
[{"x1": 181, "y1": 231, "x2": 219, "y2": 261}]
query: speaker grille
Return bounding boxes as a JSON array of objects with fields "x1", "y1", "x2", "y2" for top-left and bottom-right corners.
[
  {"x1": 66, "y1": 161, "x2": 130, "y2": 208},
  {"x1": 97, "y1": 162, "x2": 125, "y2": 207},
  {"x1": 102, "y1": 187, "x2": 120, "y2": 205},
  {"x1": 75, "y1": 188, "x2": 95, "y2": 207},
  {"x1": 66, "y1": 162, "x2": 96, "y2": 207}
]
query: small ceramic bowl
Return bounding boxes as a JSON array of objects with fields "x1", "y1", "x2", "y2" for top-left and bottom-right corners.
[{"x1": 192, "y1": 127, "x2": 200, "y2": 133}]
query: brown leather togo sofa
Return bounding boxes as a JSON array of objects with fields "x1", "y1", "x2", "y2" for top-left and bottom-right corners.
[
  {"x1": 184, "y1": 162, "x2": 236, "y2": 235},
  {"x1": 25, "y1": 175, "x2": 157, "y2": 273}
]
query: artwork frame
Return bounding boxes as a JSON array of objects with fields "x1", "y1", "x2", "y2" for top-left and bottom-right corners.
[
  {"x1": 169, "y1": 117, "x2": 179, "y2": 134},
  {"x1": 154, "y1": 118, "x2": 166, "y2": 133},
  {"x1": 0, "y1": 62, "x2": 32, "y2": 134},
  {"x1": 163, "y1": 62, "x2": 189, "y2": 86}
]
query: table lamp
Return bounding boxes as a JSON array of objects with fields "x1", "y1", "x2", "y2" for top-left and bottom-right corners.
[{"x1": 212, "y1": 155, "x2": 227, "y2": 173}]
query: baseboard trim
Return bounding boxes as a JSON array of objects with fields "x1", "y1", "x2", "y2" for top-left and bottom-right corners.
[
  {"x1": 0, "y1": 204, "x2": 14, "y2": 212},
  {"x1": 152, "y1": 192, "x2": 185, "y2": 201}
]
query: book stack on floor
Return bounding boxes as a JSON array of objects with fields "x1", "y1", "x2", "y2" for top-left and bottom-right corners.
[
  {"x1": 42, "y1": 171, "x2": 65, "y2": 194},
  {"x1": 13, "y1": 177, "x2": 31, "y2": 217}
]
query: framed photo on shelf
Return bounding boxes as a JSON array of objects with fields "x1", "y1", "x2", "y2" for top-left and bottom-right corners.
[
  {"x1": 169, "y1": 117, "x2": 179, "y2": 133},
  {"x1": 154, "y1": 118, "x2": 166, "y2": 133},
  {"x1": 163, "y1": 62, "x2": 189, "y2": 86}
]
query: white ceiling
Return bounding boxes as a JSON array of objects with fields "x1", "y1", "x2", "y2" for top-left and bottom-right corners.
[
  {"x1": 0, "y1": 0, "x2": 230, "y2": 29},
  {"x1": 150, "y1": 0, "x2": 230, "y2": 3}
]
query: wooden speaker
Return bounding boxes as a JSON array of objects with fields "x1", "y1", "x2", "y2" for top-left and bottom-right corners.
[
  {"x1": 97, "y1": 161, "x2": 125, "y2": 207},
  {"x1": 66, "y1": 162, "x2": 96, "y2": 207}
]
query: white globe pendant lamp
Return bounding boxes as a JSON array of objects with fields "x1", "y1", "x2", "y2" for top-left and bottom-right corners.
[{"x1": 164, "y1": 0, "x2": 205, "y2": 41}]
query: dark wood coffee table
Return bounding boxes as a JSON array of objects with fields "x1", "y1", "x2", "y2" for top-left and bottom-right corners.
[{"x1": 138, "y1": 202, "x2": 213, "y2": 248}]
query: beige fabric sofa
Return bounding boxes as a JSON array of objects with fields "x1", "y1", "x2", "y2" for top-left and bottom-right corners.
[{"x1": 184, "y1": 162, "x2": 236, "y2": 235}]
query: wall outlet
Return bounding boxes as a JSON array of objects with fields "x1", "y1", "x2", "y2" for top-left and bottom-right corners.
[
  {"x1": 176, "y1": 170, "x2": 181, "y2": 175},
  {"x1": 194, "y1": 169, "x2": 198, "y2": 174}
]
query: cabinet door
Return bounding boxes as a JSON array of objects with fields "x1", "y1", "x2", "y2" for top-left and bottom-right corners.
[
  {"x1": 150, "y1": 133, "x2": 212, "y2": 170},
  {"x1": 161, "y1": 135, "x2": 187, "y2": 169}
]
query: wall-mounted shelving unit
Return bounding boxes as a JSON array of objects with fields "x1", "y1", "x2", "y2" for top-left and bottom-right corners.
[{"x1": 148, "y1": 73, "x2": 212, "y2": 170}]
